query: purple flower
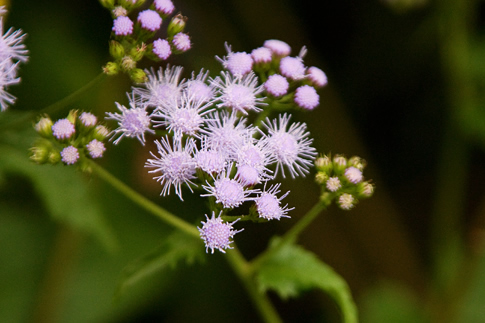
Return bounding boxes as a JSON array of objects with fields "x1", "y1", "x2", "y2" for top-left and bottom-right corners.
[
  {"x1": 217, "y1": 43, "x2": 253, "y2": 76},
  {"x1": 338, "y1": 193, "x2": 355, "y2": 210},
  {"x1": 145, "y1": 136, "x2": 197, "y2": 200},
  {"x1": 79, "y1": 112, "x2": 97, "y2": 127},
  {"x1": 105, "y1": 95, "x2": 154, "y2": 145},
  {"x1": 211, "y1": 71, "x2": 266, "y2": 115},
  {"x1": 344, "y1": 166, "x2": 363, "y2": 184},
  {"x1": 255, "y1": 183, "x2": 293, "y2": 220},
  {"x1": 152, "y1": 38, "x2": 171, "y2": 60},
  {"x1": 264, "y1": 74, "x2": 289, "y2": 97},
  {"x1": 326, "y1": 176, "x2": 341, "y2": 192},
  {"x1": 61, "y1": 146, "x2": 79, "y2": 165},
  {"x1": 251, "y1": 47, "x2": 272, "y2": 64},
  {"x1": 262, "y1": 113, "x2": 317, "y2": 178},
  {"x1": 280, "y1": 56, "x2": 306, "y2": 80},
  {"x1": 172, "y1": 32, "x2": 191, "y2": 52},
  {"x1": 138, "y1": 9, "x2": 162, "y2": 31},
  {"x1": 198, "y1": 211, "x2": 243, "y2": 253},
  {"x1": 195, "y1": 148, "x2": 227, "y2": 174},
  {"x1": 52, "y1": 119, "x2": 75, "y2": 140},
  {"x1": 263, "y1": 39, "x2": 291, "y2": 56},
  {"x1": 294, "y1": 85, "x2": 319, "y2": 110},
  {"x1": 112, "y1": 16, "x2": 133, "y2": 36},
  {"x1": 154, "y1": 0, "x2": 175, "y2": 15},
  {"x1": 184, "y1": 69, "x2": 215, "y2": 103},
  {"x1": 307, "y1": 66, "x2": 328, "y2": 88},
  {"x1": 86, "y1": 139, "x2": 106, "y2": 159}
]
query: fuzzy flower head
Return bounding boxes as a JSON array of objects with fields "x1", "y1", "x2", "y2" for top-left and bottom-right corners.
[
  {"x1": 137, "y1": 9, "x2": 162, "y2": 31},
  {"x1": 307, "y1": 66, "x2": 328, "y2": 88},
  {"x1": 154, "y1": 0, "x2": 175, "y2": 15},
  {"x1": 152, "y1": 38, "x2": 171, "y2": 60},
  {"x1": 79, "y1": 112, "x2": 97, "y2": 127},
  {"x1": 338, "y1": 193, "x2": 355, "y2": 210},
  {"x1": 198, "y1": 211, "x2": 243, "y2": 254},
  {"x1": 256, "y1": 183, "x2": 294, "y2": 220},
  {"x1": 0, "y1": 60, "x2": 20, "y2": 111},
  {"x1": 264, "y1": 74, "x2": 289, "y2": 97},
  {"x1": 251, "y1": 47, "x2": 273, "y2": 64},
  {"x1": 145, "y1": 136, "x2": 197, "y2": 200},
  {"x1": 211, "y1": 71, "x2": 266, "y2": 115},
  {"x1": 234, "y1": 137, "x2": 274, "y2": 185},
  {"x1": 294, "y1": 85, "x2": 319, "y2": 110},
  {"x1": 344, "y1": 166, "x2": 363, "y2": 184},
  {"x1": 86, "y1": 139, "x2": 106, "y2": 158},
  {"x1": 262, "y1": 113, "x2": 317, "y2": 178},
  {"x1": 280, "y1": 55, "x2": 306, "y2": 80},
  {"x1": 172, "y1": 32, "x2": 191, "y2": 52},
  {"x1": 217, "y1": 43, "x2": 253, "y2": 76},
  {"x1": 184, "y1": 70, "x2": 214, "y2": 103},
  {"x1": 152, "y1": 93, "x2": 214, "y2": 139},
  {"x1": 112, "y1": 16, "x2": 133, "y2": 36},
  {"x1": 105, "y1": 97, "x2": 154, "y2": 145},
  {"x1": 52, "y1": 119, "x2": 75, "y2": 140},
  {"x1": 263, "y1": 39, "x2": 291, "y2": 57},
  {"x1": 326, "y1": 176, "x2": 341, "y2": 192},
  {"x1": 61, "y1": 146, "x2": 79, "y2": 165},
  {"x1": 195, "y1": 148, "x2": 227, "y2": 174},
  {"x1": 202, "y1": 165, "x2": 259, "y2": 209},
  {"x1": 0, "y1": 17, "x2": 29, "y2": 65},
  {"x1": 133, "y1": 65, "x2": 185, "y2": 108}
]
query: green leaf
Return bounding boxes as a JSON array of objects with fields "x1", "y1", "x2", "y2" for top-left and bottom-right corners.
[
  {"x1": 0, "y1": 144, "x2": 117, "y2": 251},
  {"x1": 114, "y1": 230, "x2": 205, "y2": 299},
  {"x1": 255, "y1": 238, "x2": 358, "y2": 323}
]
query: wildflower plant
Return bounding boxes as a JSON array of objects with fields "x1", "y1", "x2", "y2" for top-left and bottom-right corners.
[{"x1": 0, "y1": 1, "x2": 379, "y2": 322}]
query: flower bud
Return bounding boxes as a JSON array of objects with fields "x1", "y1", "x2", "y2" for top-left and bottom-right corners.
[
  {"x1": 167, "y1": 14, "x2": 187, "y2": 37},
  {"x1": 130, "y1": 43, "x2": 146, "y2": 61},
  {"x1": 103, "y1": 61, "x2": 119, "y2": 75},
  {"x1": 315, "y1": 155, "x2": 332, "y2": 174},
  {"x1": 130, "y1": 68, "x2": 148, "y2": 83},
  {"x1": 121, "y1": 55, "x2": 136, "y2": 71},
  {"x1": 357, "y1": 181, "x2": 374, "y2": 199},
  {"x1": 93, "y1": 125, "x2": 110, "y2": 141},
  {"x1": 34, "y1": 116, "x2": 53, "y2": 138},
  {"x1": 315, "y1": 171, "x2": 328, "y2": 185},
  {"x1": 30, "y1": 144, "x2": 50, "y2": 164},
  {"x1": 99, "y1": 0, "x2": 115, "y2": 9},
  {"x1": 333, "y1": 155, "x2": 347, "y2": 174},
  {"x1": 348, "y1": 156, "x2": 366, "y2": 171},
  {"x1": 109, "y1": 40, "x2": 125, "y2": 60},
  {"x1": 48, "y1": 151, "x2": 61, "y2": 164},
  {"x1": 66, "y1": 110, "x2": 78, "y2": 125}
]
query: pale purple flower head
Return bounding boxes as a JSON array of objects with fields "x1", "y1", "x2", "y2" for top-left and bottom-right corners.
[
  {"x1": 184, "y1": 69, "x2": 215, "y2": 103},
  {"x1": 86, "y1": 139, "x2": 106, "y2": 159},
  {"x1": 152, "y1": 93, "x2": 214, "y2": 139},
  {"x1": 294, "y1": 85, "x2": 319, "y2": 110},
  {"x1": 195, "y1": 148, "x2": 227, "y2": 174},
  {"x1": 263, "y1": 39, "x2": 291, "y2": 56},
  {"x1": 198, "y1": 211, "x2": 243, "y2": 254},
  {"x1": 138, "y1": 10, "x2": 163, "y2": 31},
  {"x1": 345, "y1": 166, "x2": 363, "y2": 184},
  {"x1": 211, "y1": 71, "x2": 266, "y2": 115},
  {"x1": 0, "y1": 60, "x2": 20, "y2": 111},
  {"x1": 326, "y1": 176, "x2": 341, "y2": 192},
  {"x1": 105, "y1": 96, "x2": 154, "y2": 145},
  {"x1": 52, "y1": 119, "x2": 75, "y2": 140},
  {"x1": 152, "y1": 38, "x2": 171, "y2": 60},
  {"x1": 154, "y1": 0, "x2": 175, "y2": 15},
  {"x1": 217, "y1": 43, "x2": 253, "y2": 76},
  {"x1": 145, "y1": 136, "x2": 197, "y2": 200},
  {"x1": 202, "y1": 166, "x2": 259, "y2": 209},
  {"x1": 61, "y1": 146, "x2": 79, "y2": 165},
  {"x1": 307, "y1": 66, "x2": 328, "y2": 88},
  {"x1": 0, "y1": 17, "x2": 29, "y2": 64},
  {"x1": 200, "y1": 111, "x2": 253, "y2": 152},
  {"x1": 251, "y1": 47, "x2": 273, "y2": 64},
  {"x1": 256, "y1": 183, "x2": 293, "y2": 220},
  {"x1": 79, "y1": 112, "x2": 97, "y2": 127},
  {"x1": 112, "y1": 16, "x2": 133, "y2": 36},
  {"x1": 264, "y1": 74, "x2": 289, "y2": 97},
  {"x1": 262, "y1": 113, "x2": 317, "y2": 178},
  {"x1": 234, "y1": 137, "x2": 274, "y2": 185},
  {"x1": 172, "y1": 32, "x2": 191, "y2": 52},
  {"x1": 133, "y1": 65, "x2": 185, "y2": 108},
  {"x1": 280, "y1": 56, "x2": 306, "y2": 80},
  {"x1": 338, "y1": 193, "x2": 355, "y2": 210}
]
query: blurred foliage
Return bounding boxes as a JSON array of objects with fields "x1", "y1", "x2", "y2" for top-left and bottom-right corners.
[{"x1": 1, "y1": 0, "x2": 485, "y2": 322}]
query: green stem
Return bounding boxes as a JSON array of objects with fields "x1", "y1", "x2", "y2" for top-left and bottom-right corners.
[
  {"x1": 225, "y1": 246, "x2": 283, "y2": 323},
  {"x1": 251, "y1": 198, "x2": 328, "y2": 270},
  {"x1": 88, "y1": 160, "x2": 199, "y2": 238}
]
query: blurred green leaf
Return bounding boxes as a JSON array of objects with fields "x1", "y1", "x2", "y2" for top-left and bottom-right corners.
[
  {"x1": 256, "y1": 238, "x2": 358, "y2": 323},
  {"x1": 359, "y1": 281, "x2": 427, "y2": 323},
  {"x1": 456, "y1": 254, "x2": 485, "y2": 322},
  {"x1": 0, "y1": 143, "x2": 117, "y2": 251},
  {"x1": 115, "y1": 229, "x2": 205, "y2": 299}
]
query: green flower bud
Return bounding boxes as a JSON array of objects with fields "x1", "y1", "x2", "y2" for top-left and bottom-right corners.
[
  {"x1": 93, "y1": 125, "x2": 110, "y2": 141},
  {"x1": 315, "y1": 154, "x2": 332, "y2": 174},
  {"x1": 356, "y1": 181, "x2": 374, "y2": 199},
  {"x1": 66, "y1": 110, "x2": 78, "y2": 125},
  {"x1": 103, "y1": 61, "x2": 119, "y2": 75},
  {"x1": 99, "y1": 0, "x2": 115, "y2": 9},
  {"x1": 130, "y1": 68, "x2": 148, "y2": 83},
  {"x1": 167, "y1": 14, "x2": 187, "y2": 37},
  {"x1": 348, "y1": 156, "x2": 366, "y2": 171},
  {"x1": 30, "y1": 145, "x2": 50, "y2": 164},
  {"x1": 333, "y1": 155, "x2": 347, "y2": 174},
  {"x1": 48, "y1": 151, "x2": 61, "y2": 164},
  {"x1": 130, "y1": 43, "x2": 146, "y2": 61},
  {"x1": 109, "y1": 40, "x2": 125, "y2": 60},
  {"x1": 34, "y1": 116, "x2": 53, "y2": 138},
  {"x1": 315, "y1": 171, "x2": 328, "y2": 185}
]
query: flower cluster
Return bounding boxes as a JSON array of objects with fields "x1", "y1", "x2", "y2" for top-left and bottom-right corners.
[
  {"x1": 314, "y1": 154, "x2": 374, "y2": 210},
  {"x1": 100, "y1": 0, "x2": 190, "y2": 83},
  {"x1": 104, "y1": 38, "x2": 326, "y2": 251},
  {"x1": 0, "y1": 6, "x2": 28, "y2": 111},
  {"x1": 30, "y1": 110, "x2": 109, "y2": 169}
]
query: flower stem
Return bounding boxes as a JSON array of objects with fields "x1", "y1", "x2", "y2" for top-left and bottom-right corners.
[
  {"x1": 88, "y1": 160, "x2": 199, "y2": 238},
  {"x1": 225, "y1": 246, "x2": 283, "y2": 323}
]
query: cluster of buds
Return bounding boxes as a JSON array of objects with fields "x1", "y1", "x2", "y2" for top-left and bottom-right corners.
[
  {"x1": 100, "y1": 0, "x2": 190, "y2": 83},
  {"x1": 30, "y1": 110, "x2": 109, "y2": 171},
  {"x1": 216, "y1": 39, "x2": 328, "y2": 112},
  {"x1": 315, "y1": 154, "x2": 374, "y2": 210}
]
